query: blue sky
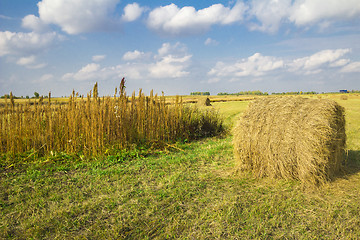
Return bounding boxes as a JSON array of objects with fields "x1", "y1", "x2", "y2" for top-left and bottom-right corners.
[{"x1": 1, "y1": 0, "x2": 360, "y2": 97}]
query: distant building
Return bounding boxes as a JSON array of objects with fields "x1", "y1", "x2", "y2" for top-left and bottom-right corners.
[{"x1": 339, "y1": 90, "x2": 348, "y2": 93}]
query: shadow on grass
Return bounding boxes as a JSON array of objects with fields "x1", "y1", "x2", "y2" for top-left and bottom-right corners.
[{"x1": 342, "y1": 150, "x2": 360, "y2": 177}]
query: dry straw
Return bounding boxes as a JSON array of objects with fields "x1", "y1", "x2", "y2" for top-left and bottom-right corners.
[
  {"x1": 233, "y1": 97, "x2": 346, "y2": 186},
  {"x1": 340, "y1": 95, "x2": 348, "y2": 100},
  {"x1": 197, "y1": 97, "x2": 212, "y2": 106},
  {"x1": 1, "y1": 79, "x2": 224, "y2": 161}
]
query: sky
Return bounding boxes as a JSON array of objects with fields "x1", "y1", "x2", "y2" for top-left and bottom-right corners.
[{"x1": 0, "y1": 0, "x2": 360, "y2": 97}]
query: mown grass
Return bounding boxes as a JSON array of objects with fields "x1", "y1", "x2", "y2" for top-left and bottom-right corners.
[{"x1": 1, "y1": 95, "x2": 360, "y2": 239}]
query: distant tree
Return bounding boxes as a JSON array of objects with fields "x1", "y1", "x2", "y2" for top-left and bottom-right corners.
[
  {"x1": 190, "y1": 92, "x2": 210, "y2": 96},
  {"x1": 34, "y1": 92, "x2": 40, "y2": 98}
]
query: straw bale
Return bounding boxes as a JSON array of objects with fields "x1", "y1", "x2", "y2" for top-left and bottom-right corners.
[
  {"x1": 197, "y1": 97, "x2": 212, "y2": 106},
  {"x1": 233, "y1": 97, "x2": 346, "y2": 186}
]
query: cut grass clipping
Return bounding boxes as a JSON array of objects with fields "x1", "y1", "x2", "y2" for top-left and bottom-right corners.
[{"x1": 233, "y1": 97, "x2": 346, "y2": 186}]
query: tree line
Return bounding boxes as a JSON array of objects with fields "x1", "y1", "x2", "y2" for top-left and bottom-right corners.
[{"x1": 190, "y1": 92, "x2": 210, "y2": 96}]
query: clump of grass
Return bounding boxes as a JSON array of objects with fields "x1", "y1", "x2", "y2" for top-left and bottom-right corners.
[
  {"x1": 0, "y1": 79, "x2": 224, "y2": 164},
  {"x1": 233, "y1": 97, "x2": 346, "y2": 187}
]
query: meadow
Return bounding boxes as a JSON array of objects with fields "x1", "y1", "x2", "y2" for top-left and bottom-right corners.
[{"x1": 1, "y1": 92, "x2": 360, "y2": 239}]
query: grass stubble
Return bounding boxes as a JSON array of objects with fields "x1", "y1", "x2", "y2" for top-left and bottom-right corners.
[{"x1": 0, "y1": 95, "x2": 360, "y2": 239}]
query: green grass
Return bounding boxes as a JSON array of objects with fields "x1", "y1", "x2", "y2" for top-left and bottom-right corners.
[{"x1": 1, "y1": 96, "x2": 360, "y2": 239}]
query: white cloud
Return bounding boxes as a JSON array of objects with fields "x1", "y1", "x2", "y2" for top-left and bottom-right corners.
[
  {"x1": 330, "y1": 59, "x2": 350, "y2": 67},
  {"x1": 118, "y1": 63, "x2": 145, "y2": 79},
  {"x1": 62, "y1": 62, "x2": 148, "y2": 81},
  {"x1": 38, "y1": 74, "x2": 54, "y2": 82},
  {"x1": 122, "y1": 50, "x2": 145, "y2": 61},
  {"x1": 147, "y1": 2, "x2": 247, "y2": 36},
  {"x1": 63, "y1": 42, "x2": 192, "y2": 81},
  {"x1": 245, "y1": 0, "x2": 360, "y2": 33},
  {"x1": 122, "y1": 3, "x2": 144, "y2": 22},
  {"x1": 16, "y1": 55, "x2": 36, "y2": 66},
  {"x1": 92, "y1": 55, "x2": 106, "y2": 62},
  {"x1": 28, "y1": 63, "x2": 47, "y2": 69},
  {"x1": 207, "y1": 78, "x2": 221, "y2": 83},
  {"x1": 290, "y1": 0, "x2": 360, "y2": 26},
  {"x1": 288, "y1": 49, "x2": 351, "y2": 73},
  {"x1": 208, "y1": 48, "x2": 356, "y2": 82},
  {"x1": 78, "y1": 63, "x2": 100, "y2": 73},
  {"x1": 204, "y1": 38, "x2": 219, "y2": 46},
  {"x1": 149, "y1": 55, "x2": 192, "y2": 78},
  {"x1": 0, "y1": 31, "x2": 60, "y2": 57},
  {"x1": 208, "y1": 53, "x2": 284, "y2": 78},
  {"x1": 149, "y1": 42, "x2": 192, "y2": 78},
  {"x1": 22, "y1": 14, "x2": 49, "y2": 32},
  {"x1": 16, "y1": 55, "x2": 47, "y2": 69},
  {"x1": 248, "y1": 0, "x2": 292, "y2": 33},
  {"x1": 340, "y1": 62, "x2": 360, "y2": 73},
  {"x1": 26, "y1": 0, "x2": 360, "y2": 37},
  {"x1": 157, "y1": 42, "x2": 188, "y2": 57},
  {"x1": 0, "y1": 14, "x2": 13, "y2": 20},
  {"x1": 63, "y1": 63, "x2": 101, "y2": 81},
  {"x1": 38, "y1": 0, "x2": 121, "y2": 34}
]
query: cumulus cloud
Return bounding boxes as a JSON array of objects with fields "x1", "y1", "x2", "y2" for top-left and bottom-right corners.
[
  {"x1": 22, "y1": 14, "x2": 49, "y2": 32},
  {"x1": 92, "y1": 55, "x2": 106, "y2": 62},
  {"x1": 144, "y1": 1, "x2": 360, "y2": 35},
  {"x1": 63, "y1": 42, "x2": 192, "y2": 81},
  {"x1": 208, "y1": 53, "x2": 284, "y2": 79},
  {"x1": 290, "y1": 0, "x2": 360, "y2": 26},
  {"x1": 19, "y1": 0, "x2": 359, "y2": 37},
  {"x1": 122, "y1": 50, "x2": 146, "y2": 61},
  {"x1": 147, "y1": 2, "x2": 247, "y2": 36},
  {"x1": 148, "y1": 42, "x2": 192, "y2": 78},
  {"x1": 340, "y1": 62, "x2": 360, "y2": 73},
  {"x1": 38, "y1": 0, "x2": 121, "y2": 34},
  {"x1": 157, "y1": 42, "x2": 188, "y2": 57},
  {"x1": 248, "y1": 0, "x2": 292, "y2": 33},
  {"x1": 330, "y1": 59, "x2": 350, "y2": 67},
  {"x1": 208, "y1": 48, "x2": 354, "y2": 81},
  {"x1": 204, "y1": 38, "x2": 219, "y2": 46},
  {"x1": 244, "y1": 0, "x2": 360, "y2": 33},
  {"x1": 0, "y1": 31, "x2": 60, "y2": 57},
  {"x1": 15, "y1": 55, "x2": 46, "y2": 69},
  {"x1": 16, "y1": 55, "x2": 36, "y2": 66},
  {"x1": 122, "y1": 3, "x2": 144, "y2": 22},
  {"x1": 63, "y1": 63, "x2": 101, "y2": 81},
  {"x1": 288, "y1": 49, "x2": 351, "y2": 73},
  {"x1": 149, "y1": 55, "x2": 192, "y2": 78}
]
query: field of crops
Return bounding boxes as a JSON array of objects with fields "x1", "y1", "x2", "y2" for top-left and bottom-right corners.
[
  {"x1": 1, "y1": 93, "x2": 360, "y2": 239},
  {"x1": 0, "y1": 82, "x2": 224, "y2": 165}
]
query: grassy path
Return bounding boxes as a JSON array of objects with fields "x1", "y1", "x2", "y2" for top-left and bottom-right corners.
[{"x1": 1, "y1": 97, "x2": 360, "y2": 239}]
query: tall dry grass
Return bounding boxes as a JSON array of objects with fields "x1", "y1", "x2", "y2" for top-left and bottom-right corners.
[{"x1": 1, "y1": 79, "x2": 224, "y2": 159}]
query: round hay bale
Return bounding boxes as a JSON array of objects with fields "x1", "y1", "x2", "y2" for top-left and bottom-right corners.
[
  {"x1": 233, "y1": 97, "x2": 346, "y2": 186},
  {"x1": 197, "y1": 97, "x2": 212, "y2": 106},
  {"x1": 340, "y1": 95, "x2": 348, "y2": 100}
]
